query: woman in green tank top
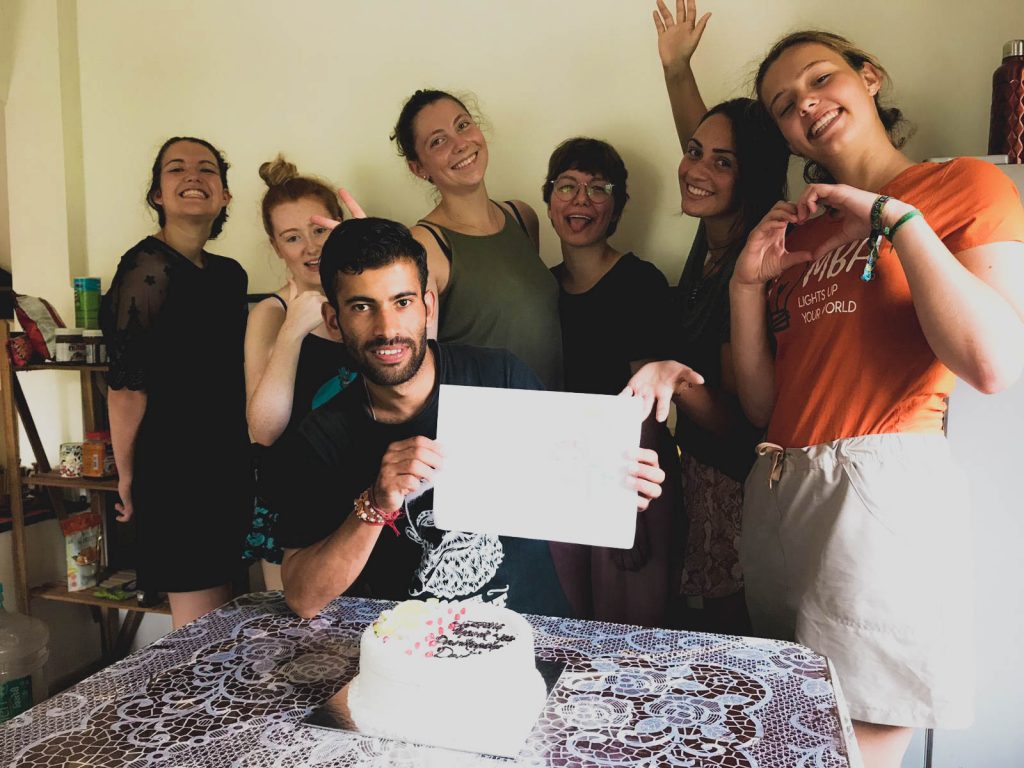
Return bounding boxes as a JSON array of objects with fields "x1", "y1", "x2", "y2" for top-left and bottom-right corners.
[{"x1": 391, "y1": 89, "x2": 563, "y2": 390}]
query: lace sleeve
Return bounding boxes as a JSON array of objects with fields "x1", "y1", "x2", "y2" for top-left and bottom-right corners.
[{"x1": 101, "y1": 245, "x2": 172, "y2": 391}]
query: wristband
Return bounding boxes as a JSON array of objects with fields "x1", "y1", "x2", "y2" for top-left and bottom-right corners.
[
  {"x1": 883, "y1": 209, "x2": 922, "y2": 242},
  {"x1": 862, "y1": 195, "x2": 892, "y2": 283},
  {"x1": 353, "y1": 488, "x2": 402, "y2": 536},
  {"x1": 869, "y1": 195, "x2": 890, "y2": 236}
]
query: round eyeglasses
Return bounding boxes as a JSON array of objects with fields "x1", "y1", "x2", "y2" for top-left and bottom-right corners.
[{"x1": 547, "y1": 177, "x2": 615, "y2": 203}]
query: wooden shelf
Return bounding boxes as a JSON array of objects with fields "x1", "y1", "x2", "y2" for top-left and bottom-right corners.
[
  {"x1": 31, "y1": 581, "x2": 170, "y2": 615},
  {"x1": 4, "y1": 319, "x2": 154, "y2": 663},
  {"x1": 21, "y1": 471, "x2": 118, "y2": 491},
  {"x1": 15, "y1": 362, "x2": 109, "y2": 372}
]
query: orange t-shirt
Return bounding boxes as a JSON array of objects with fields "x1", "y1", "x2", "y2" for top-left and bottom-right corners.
[{"x1": 766, "y1": 158, "x2": 1024, "y2": 447}]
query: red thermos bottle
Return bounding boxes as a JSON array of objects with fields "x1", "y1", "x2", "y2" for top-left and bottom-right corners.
[{"x1": 988, "y1": 40, "x2": 1024, "y2": 163}]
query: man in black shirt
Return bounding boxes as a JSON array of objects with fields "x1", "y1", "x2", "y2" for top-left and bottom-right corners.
[{"x1": 275, "y1": 218, "x2": 665, "y2": 619}]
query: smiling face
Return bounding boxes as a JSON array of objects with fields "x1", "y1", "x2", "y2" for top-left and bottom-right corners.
[
  {"x1": 151, "y1": 140, "x2": 231, "y2": 229},
  {"x1": 760, "y1": 42, "x2": 882, "y2": 164},
  {"x1": 269, "y1": 196, "x2": 333, "y2": 291},
  {"x1": 324, "y1": 260, "x2": 435, "y2": 387},
  {"x1": 547, "y1": 169, "x2": 617, "y2": 248},
  {"x1": 408, "y1": 98, "x2": 488, "y2": 189},
  {"x1": 678, "y1": 113, "x2": 739, "y2": 220}
]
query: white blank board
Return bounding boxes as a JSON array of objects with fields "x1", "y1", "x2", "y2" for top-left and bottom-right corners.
[{"x1": 433, "y1": 385, "x2": 643, "y2": 548}]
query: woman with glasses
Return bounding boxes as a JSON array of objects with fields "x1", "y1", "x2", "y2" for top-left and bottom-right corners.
[
  {"x1": 544, "y1": 137, "x2": 683, "y2": 627},
  {"x1": 393, "y1": 89, "x2": 563, "y2": 390},
  {"x1": 623, "y1": 0, "x2": 789, "y2": 635}
]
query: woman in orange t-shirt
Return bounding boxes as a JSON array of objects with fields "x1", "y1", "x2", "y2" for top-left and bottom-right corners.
[{"x1": 730, "y1": 31, "x2": 1024, "y2": 767}]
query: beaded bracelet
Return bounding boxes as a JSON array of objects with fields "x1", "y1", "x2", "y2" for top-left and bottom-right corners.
[{"x1": 353, "y1": 488, "x2": 403, "y2": 536}]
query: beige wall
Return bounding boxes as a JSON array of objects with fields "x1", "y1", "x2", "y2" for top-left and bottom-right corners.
[{"x1": 72, "y1": 0, "x2": 1014, "y2": 290}]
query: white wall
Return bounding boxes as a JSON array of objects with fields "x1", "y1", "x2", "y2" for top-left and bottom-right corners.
[{"x1": 2, "y1": 0, "x2": 98, "y2": 687}]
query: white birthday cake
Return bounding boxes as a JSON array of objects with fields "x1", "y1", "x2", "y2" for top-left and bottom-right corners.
[{"x1": 348, "y1": 599, "x2": 547, "y2": 755}]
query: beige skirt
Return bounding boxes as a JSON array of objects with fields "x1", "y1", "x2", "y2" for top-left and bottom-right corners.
[{"x1": 741, "y1": 432, "x2": 974, "y2": 728}]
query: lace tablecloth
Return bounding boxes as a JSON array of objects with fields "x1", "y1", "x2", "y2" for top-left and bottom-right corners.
[{"x1": 0, "y1": 593, "x2": 859, "y2": 767}]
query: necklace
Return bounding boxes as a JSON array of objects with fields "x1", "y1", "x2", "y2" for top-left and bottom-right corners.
[
  {"x1": 363, "y1": 377, "x2": 377, "y2": 422},
  {"x1": 688, "y1": 247, "x2": 728, "y2": 302}
]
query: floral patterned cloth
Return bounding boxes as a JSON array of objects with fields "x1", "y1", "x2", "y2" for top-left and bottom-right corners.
[
  {"x1": 680, "y1": 453, "x2": 745, "y2": 598},
  {"x1": 0, "y1": 594, "x2": 859, "y2": 767},
  {"x1": 243, "y1": 501, "x2": 282, "y2": 564}
]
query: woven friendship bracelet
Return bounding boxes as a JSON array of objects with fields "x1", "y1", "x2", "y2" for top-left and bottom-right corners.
[
  {"x1": 354, "y1": 488, "x2": 403, "y2": 536},
  {"x1": 862, "y1": 194, "x2": 892, "y2": 282}
]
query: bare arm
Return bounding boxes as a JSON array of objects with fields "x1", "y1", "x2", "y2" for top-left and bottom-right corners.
[
  {"x1": 281, "y1": 436, "x2": 444, "y2": 618},
  {"x1": 728, "y1": 282, "x2": 775, "y2": 427},
  {"x1": 108, "y1": 387, "x2": 147, "y2": 522},
  {"x1": 411, "y1": 225, "x2": 450, "y2": 340},
  {"x1": 654, "y1": 0, "x2": 711, "y2": 150},
  {"x1": 245, "y1": 292, "x2": 325, "y2": 446},
  {"x1": 282, "y1": 515, "x2": 383, "y2": 619},
  {"x1": 729, "y1": 201, "x2": 816, "y2": 427},
  {"x1": 890, "y1": 217, "x2": 1024, "y2": 392},
  {"x1": 795, "y1": 183, "x2": 1024, "y2": 394}
]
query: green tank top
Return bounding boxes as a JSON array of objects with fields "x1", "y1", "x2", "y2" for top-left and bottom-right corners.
[{"x1": 423, "y1": 205, "x2": 563, "y2": 390}]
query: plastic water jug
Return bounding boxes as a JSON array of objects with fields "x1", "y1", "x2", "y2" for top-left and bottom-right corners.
[{"x1": 0, "y1": 583, "x2": 49, "y2": 722}]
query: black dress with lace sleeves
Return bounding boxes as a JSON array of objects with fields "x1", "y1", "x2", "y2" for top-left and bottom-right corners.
[
  {"x1": 100, "y1": 236, "x2": 253, "y2": 593},
  {"x1": 101, "y1": 244, "x2": 172, "y2": 391}
]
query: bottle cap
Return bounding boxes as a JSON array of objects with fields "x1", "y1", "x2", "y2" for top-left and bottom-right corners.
[
  {"x1": 85, "y1": 431, "x2": 111, "y2": 441},
  {"x1": 1005, "y1": 40, "x2": 1024, "y2": 58}
]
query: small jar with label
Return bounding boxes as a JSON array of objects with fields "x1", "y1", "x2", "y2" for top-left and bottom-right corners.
[
  {"x1": 81, "y1": 431, "x2": 116, "y2": 478},
  {"x1": 58, "y1": 442, "x2": 84, "y2": 478},
  {"x1": 54, "y1": 329, "x2": 74, "y2": 362},
  {"x1": 82, "y1": 330, "x2": 106, "y2": 364},
  {"x1": 54, "y1": 329, "x2": 86, "y2": 363}
]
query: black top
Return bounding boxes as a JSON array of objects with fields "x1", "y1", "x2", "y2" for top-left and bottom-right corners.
[
  {"x1": 100, "y1": 236, "x2": 252, "y2": 592},
  {"x1": 674, "y1": 224, "x2": 762, "y2": 481},
  {"x1": 272, "y1": 341, "x2": 572, "y2": 617},
  {"x1": 552, "y1": 253, "x2": 673, "y2": 395},
  {"x1": 256, "y1": 333, "x2": 358, "y2": 506},
  {"x1": 292, "y1": 334, "x2": 358, "y2": 430}
]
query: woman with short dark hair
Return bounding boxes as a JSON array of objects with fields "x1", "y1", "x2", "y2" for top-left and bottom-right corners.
[{"x1": 544, "y1": 137, "x2": 682, "y2": 626}]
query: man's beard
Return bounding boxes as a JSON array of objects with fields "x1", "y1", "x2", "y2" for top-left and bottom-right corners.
[{"x1": 355, "y1": 328, "x2": 429, "y2": 387}]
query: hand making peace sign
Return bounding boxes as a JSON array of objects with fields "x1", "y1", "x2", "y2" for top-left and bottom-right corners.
[{"x1": 309, "y1": 188, "x2": 369, "y2": 230}]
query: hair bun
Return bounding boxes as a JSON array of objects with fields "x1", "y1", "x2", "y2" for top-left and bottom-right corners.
[{"x1": 259, "y1": 154, "x2": 299, "y2": 187}]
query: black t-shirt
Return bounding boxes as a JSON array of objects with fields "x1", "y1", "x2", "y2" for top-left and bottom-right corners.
[
  {"x1": 552, "y1": 253, "x2": 673, "y2": 395},
  {"x1": 273, "y1": 341, "x2": 572, "y2": 618}
]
